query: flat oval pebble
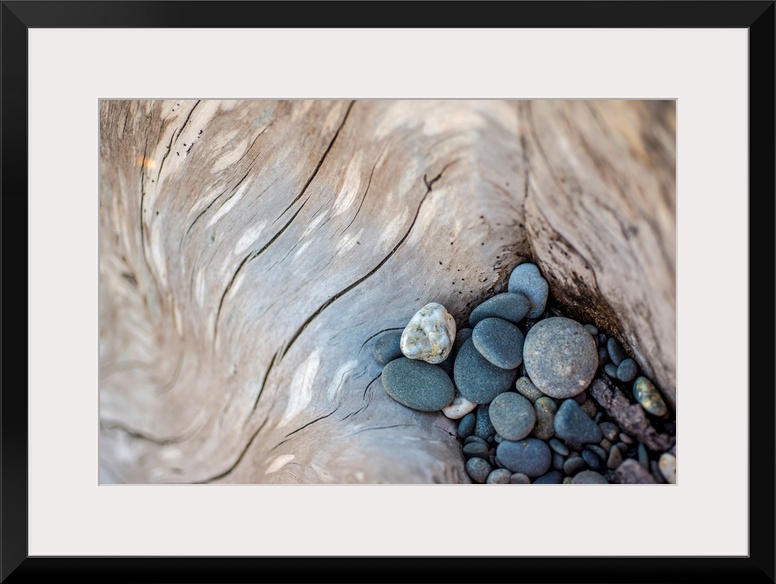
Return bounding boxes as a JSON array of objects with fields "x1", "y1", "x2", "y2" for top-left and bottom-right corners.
[
  {"x1": 457, "y1": 413, "x2": 476, "y2": 439},
  {"x1": 603, "y1": 363, "x2": 619, "y2": 379},
  {"x1": 587, "y1": 444, "x2": 607, "y2": 461},
  {"x1": 659, "y1": 453, "x2": 676, "y2": 484},
  {"x1": 581, "y1": 448, "x2": 604, "y2": 471},
  {"x1": 533, "y1": 470, "x2": 563, "y2": 484},
  {"x1": 632, "y1": 376, "x2": 668, "y2": 417},
  {"x1": 400, "y1": 302, "x2": 456, "y2": 364},
  {"x1": 572, "y1": 470, "x2": 608, "y2": 484},
  {"x1": 523, "y1": 317, "x2": 598, "y2": 398},
  {"x1": 466, "y1": 457, "x2": 492, "y2": 483},
  {"x1": 441, "y1": 394, "x2": 477, "y2": 420},
  {"x1": 552, "y1": 452, "x2": 565, "y2": 471},
  {"x1": 469, "y1": 292, "x2": 532, "y2": 327},
  {"x1": 606, "y1": 337, "x2": 626, "y2": 366},
  {"x1": 531, "y1": 396, "x2": 557, "y2": 440},
  {"x1": 472, "y1": 318, "x2": 525, "y2": 370},
  {"x1": 474, "y1": 404, "x2": 496, "y2": 441},
  {"x1": 637, "y1": 443, "x2": 649, "y2": 469},
  {"x1": 463, "y1": 442, "x2": 490, "y2": 459},
  {"x1": 563, "y1": 456, "x2": 586, "y2": 476},
  {"x1": 381, "y1": 358, "x2": 455, "y2": 411},
  {"x1": 598, "y1": 345, "x2": 610, "y2": 366},
  {"x1": 510, "y1": 472, "x2": 531, "y2": 484},
  {"x1": 454, "y1": 338, "x2": 518, "y2": 404},
  {"x1": 584, "y1": 324, "x2": 599, "y2": 337},
  {"x1": 464, "y1": 435, "x2": 486, "y2": 446},
  {"x1": 554, "y1": 399, "x2": 603, "y2": 445},
  {"x1": 607, "y1": 444, "x2": 624, "y2": 469},
  {"x1": 371, "y1": 330, "x2": 403, "y2": 365},
  {"x1": 488, "y1": 392, "x2": 536, "y2": 441},
  {"x1": 507, "y1": 263, "x2": 549, "y2": 319},
  {"x1": 616, "y1": 358, "x2": 638, "y2": 382},
  {"x1": 486, "y1": 468, "x2": 512, "y2": 484},
  {"x1": 515, "y1": 376, "x2": 544, "y2": 402},
  {"x1": 549, "y1": 437, "x2": 570, "y2": 456},
  {"x1": 496, "y1": 438, "x2": 551, "y2": 477}
]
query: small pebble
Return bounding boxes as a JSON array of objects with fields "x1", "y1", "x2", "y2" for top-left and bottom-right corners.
[
  {"x1": 400, "y1": 302, "x2": 456, "y2": 364},
  {"x1": 464, "y1": 435, "x2": 486, "y2": 446},
  {"x1": 598, "y1": 346, "x2": 610, "y2": 366},
  {"x1": 381, "y1": 358, "x2": 455, "y2": 411},
  {"x1": 488, "y1": 449, "x2": 499, "y2": 468},
  {"x1": 584, "y1": 324, "x2": 599, "y2": 336},
  {"x1": 488, "y1": 392, "x2": 536, "y2": 441},
  {"x1": 619, "y1": 432, "x2": 634, "y2": 444},
  {"x1": 587, "y1": 444, "x2": 607, "y2": 461},
  {"x1": 659, "y1": 453, "x2": 676, "y2": 484},
  {"x1": 371, "y1": 330, "x2": 403, "y2": 364},
  {"x1": 507, "y1": 262, "x2": 549, "y2": 319},
  {"x1": 580, "y1": 398, "x2": 597, "y2": 419},
  {"x1": 463, "y1": 442, "x2": 490, "y2": 459},
  {"x1": 496, "y1": 438, "x2": 552, "y2": 477},
  {"x1": 632, "y1": 376, "x2": 668, "y2": 417},
  {"x1": 554, "y1": 399, "x2": 603, "y2": 445},
  {"x1": 616, "y1": 358, "x2": 638, "y2": 382},
  {"x1": 465, "y1": 457, "x2": 492, "y2": 483},
  {"x1": 581, "y1": 448, "x2": 604, "y2": 471},
  {"x1": 486, "y1": 468, "x2": 512, "y2": 484},
  {"x1": 474, "y1": 405, "x2": 497, "y2": 441},
  {"x1": 523, "y1": 317, "x2": 598, "y2": 398},
  {"x1": 599, "y1": 438, "x2": 612, "y2": 451},
  {"x1": 593, "y1": 411, "x2": 604, "y2": 423},
  {"x1": 457, "y1": 413, "x2": 476, "y2": 439},
  {"x1": 454, "y1": 338, "x2": 518, "y2": 404},
  {"x1": 494, "y1": 433, "x2": 503, "y2": 444},
  {"x1": 572, "y1": 470, "x2": 608, "y2": 484},
  {"x1": 614, "y1": 459, "x2": 656, "y2": 484},
  {"x1": 607, "y1": 445, "x2": 624, "y2": 469},
  {"x1": 562, "y1": 477, "x2": 573, "y2": 484},
  {"x1": 548, "y1": 437, "x2": 569, "y2": 456},
  {"x1": 598, "y1": 333, "x2": 608, "y2": 346},
  {"x1": 606, "y1": 337, "x2": 626, "y2": 366},
  {"x1": 637, "y1": 443, "x2": 649, "y2": 469},
  {"x1": 515, "y1": 377, "x2": 544, "y2": 402},
  {"x1": 615, "y1": 442, "x2": 629, "y2": 454},
  {"x1": 552, "y1": 452, "x2": 565, "y2": 471},
  {"x1": 509, "y1": 473, "x2": 531, "y2": 484},
  {"x1": 599, "y1": 422, "x2": 620, "y2": 441},
  {"x1": 468, "y1": 292, "x2": 532, "y2": 327},
  {"x1": 533, "y1": 470, "x2": 564, "y2": 484},
  {"x1": 531, "y1": 397, "x2": 557, "y2": 440},
  {"x1": 563, "y1": 456, "x2": 586, "y2": 476},
  {"x1": 472, "y1": 317, "x2": 525, "y2": 370},
  {"x1": 572, "y1": 391, "x2": 587, "y2": 405},
  {"x1": 603, "y1": 363, "x2": 619, "y2": 378},
  {"x1": 441, "y1": 394, "x2": 477, "y2": 420}
]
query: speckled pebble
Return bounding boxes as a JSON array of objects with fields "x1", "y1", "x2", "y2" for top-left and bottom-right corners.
[
  {"x1": 533, "y1": 470, "x2": 564, "y2": 484},
  {"x1": 606, "y1": 337, "x2": 626, "y2": 366},
  {"x1": 607, "y1": 445, "x2": 624, "y2": 469},
  {"x1": 599, "y1": 422, "x2": 620, "y2": 441},
  {"x1": 581, "y1": 448, "x2": 604, "y2": 471},
  {"x1": 496, "y1": 438, "x2": 552, "y2": 477},
  {"x1": 531, "y1": 396, "x2": 557, "y2": 440},
  {"x1": 572, "y1": 470, "x2": 608, "y2": 484},
  {"x1": 509, "y1": 472, "x2": 531, "y2": 484},
  {"x1": 400, "y1": 302, "x2": 456, "y2": 364},
  {"x1": 454, "y1": 338, "x2": 518, "y2": 404},
  {"x1": 469, "y1": 292, "x2": 532, "y2": 327},
  {"x1": 381, "y1": 358, "x2": 455, "y2": 411},
  {"x1": 463, "y1": 442, "x2": 490, "y2": 459},
  {"x1": 441, "y1": 394, "x2": 478, "y2": 420},
  {"x1": 554, "y1": 399, "x2": 603, "y2": 445},
  {"x1": 472, "y1": 318, "x2": 525, "y2": 370},
  {"x1": 603, "y1": 363, "x2": 619, "y2": 378},
  {"x1": 486, "y1": 468, "x2": 512, "y2": 484},
  {"x1": 507, "y1": 263, "x2": 549, "y2": 319},
  {"x1": 632, "y1": 376, "x2": 668, "y2": 417},
  {"x1": 474, "y1": 404, "x2": 496, "y2": 441},
  {"x1": 515, "y1": 377, "x2": 544, "y2": 402},
  {"x1": 457, "y1": 413, "x2": 476, "y2": 439},
  {"x1": 466, "y1": 457, "x2": 492, "y2": 483},
  {"x1": 614, "y1": 459, "x2": 656, "y2": 484},
  {"x1": 523, "y1": 317, "x2": 598, "y2": 399},
  {"x1": 563, "y1": 456, "x2": 586, "y2": 476},
  {"x1": 488, "y1": 392, "x2": 536, "y2": 441},
  {"x1": 549, "y1": 437, "x2": 569, "y2": 456},
  {"x1": 371, "y1": 330, "x2": 403, "y2": 365},
  {"x1": 616, "y1": 358, "x2": 638, "y2": 382},
  {"x1": 659, "y1": 453, "x2": 676, "y2": 484}
]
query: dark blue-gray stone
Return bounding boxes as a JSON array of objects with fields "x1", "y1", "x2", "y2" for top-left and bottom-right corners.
[
  {"x1": 549, "y1": 437, "x2": 570, "y2": 456},
  {"x1": 464, "y1": 435, "x2": 486, "y2": 446},
  {"x1": 454, "y1": 338, "x2": 518, "y2": 404},
  {"x1": 637, "y1": 442, "x2": 649, "y2": 469},
  {"x1": 495, "y1": 438, "x2": 552, "y2": 477},
  {"x1": 474, "y1": 404, "x2": 497, "y2": 441},
  {"x1": 453, "y1": 327, "x2": 473, "y2": 353},
  {"x1": 607, "y1": 337, "x2": 626, "y2": 366},
  {"x1": 572, "y1": 470, "x2": 608, "y2": 484},
  {"x1": 581, "y1": 448, "x2": 603, "y2": 471},
  {"x1": 488, "y1": 392, "x2": 536, "y2": 441},
  {"x1": 507, "y1": 263, "x2": 549, "y2": 319},
  {"x1": 523, "y1": 317, "x2": 598, "y2": 398},
  {"x1": 466, "y1": 457, "x2": 492, "y2": 483},
  {"x1": 533, "y1": 470, "x2": 564, "y2": 484},
  {"x1": 381, "y1": 357, "x2": 455, "y2": 411},
  {"x1": 587, "y1": 444, "x2": 607, "y2": 461},
  {"x1": 563, "y1": 456, "x2": 586, "y2": 476},
  {"x1": 552, "y1": 452, "x2": 565, "y2": 471},
  {"x1": 469, "y1": 292, "x2": 532, "y2": 327},
  {"x1": 463, "y1": 442, "x2": 490, "y2": 459},
  {"x1": 472, "y1": 317, "x2": 525, "y2": 370},
  {"x1": 371, "y1": 330, "x2": 403, "y2": 365},
  {"x1": 509, "y1": 472, "x2": 531, "y2": 484},
  {"x1": 598, "y1": 345, "x2": 610, "y2": 366},
  {"x1": 457, "y1": 413, "x2": 476, "y2": 439},
  {"x1": 599, "y1": 422, "x2": 620, "y2": 441},
  {"x1": 486, "y1": 468, "x2": 512, "y2": 484},
  {"x1": 554, "y1": 399, "x2": 603, "y2": 445},
  {"x1": 616, "y1": 358, "x2": 638, "y2": 382},
  {"x1": 603, "y1": 363, "x2": 618, "y2": 378}
]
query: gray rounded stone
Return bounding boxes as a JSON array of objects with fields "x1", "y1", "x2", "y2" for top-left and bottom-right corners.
[
  {"x1": 371, "y1": 330, "x2": 403, "y2": 365},
  {"x1": 453, "y1": 327, "x2": 473, "y2": 354},
  {"x1": 554, "y1": 399, "x2": 603, "y2": 445},
  {"x1": 472, "y1": 318, "x2": 525, "y2": 370},
  {"x1": 607, "y1": 444, "x2": 624, "y2": 469},
  {"x1": 488, "y1": 392, "x2": 536, "y2": 441},
  {"x1": 584, "y1": 324, "x2": 599, "y2": 337},
  {"x1": 509, "y1": 472, "x2": 531, "y2": 484},
  {"x1": 463, "y1": 442, "x2": 489, "y2": 459},
  {"x1": 523, "y1": 317, "x2": 598, "y2": 398},
  {"x1": 563, "y1": 456, "x2": 586, "y2": 476},
  {"x1": 465, "y1": 457, "x2": 492, "y2": 483},
  {"x1": 599, "y1": 422, "x2": 620, "y2": 441},
  {"x1": 581, "y1": 448, "x2": 604, "y2": 471},
  {"x1": 598, "y1": 345, "x2": 610, "y2": 366},
  {"x1": 507, "y1": 263, "x2": 549, "y2": 319},
  {"x1": 457, "y1": 413, "x2": 476, "y2": 439},
  {"x1": 603, "y1": 363, "x2": 618, "y2": 378},
  {"x1": 469, "y1": 292, "x2": 532, "y2": 327},
  {"x1": 548, "y1": 437, "x2": 570, "y2": 456},
  {"x1": 616, "y1": 358, "x2": 638, "y2": 382},
  {"x1": 486, "y1": 468, "x2": 512, "y2": 484},
  {"x1": 587, "y1": 444, "x2": 607, "y2": 461},
  {"x1": 533, "y1": 470, "x2": 564, "y2": 484},
  {"x1": 572, "y1": 470, "x2": 608, "y2": 484},
  {"x1": 515, "y1": 376, "x2": 544, "y2": 402},
  {"x1": 464, "y1": 435, "x2": 486, "y2": 446},
  {"x1": 454, "y1": 338, "x2": 518, "y2": 404},
  {"x1": 531, "y1": 396, "x2": 557, "y2": 440},
  {"x1": 607, "y1": 337, "x2": 626, "y2": 366},
  {"x1": 552, "y1": 452, "x2": 565, "y2": 471},
  {"x1": 637, "y1": 443, "x2": 649, "y2": 469},
  {"x1": 474, "y1": 404, "x2": 497, "y2": 441},
  {"x1": 381, "y1": 358, "x2": 455, "y2": 411},
  {"x1": 495, "y1": 438, "x2": 552, "y2": 477}
]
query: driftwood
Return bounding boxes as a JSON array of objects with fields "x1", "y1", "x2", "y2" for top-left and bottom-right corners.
[{"x1": 99, "y1": 99, "x2": 675, "y2": 484}]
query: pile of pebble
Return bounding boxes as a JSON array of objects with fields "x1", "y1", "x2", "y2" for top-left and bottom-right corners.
[{"x1": 372, "y1": 261, "x2": 676, "y2": 484}]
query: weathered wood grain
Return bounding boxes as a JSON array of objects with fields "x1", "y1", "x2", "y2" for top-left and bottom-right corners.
[{"x1": 99, "y1": 99, "x2": 675, "y2": 483}]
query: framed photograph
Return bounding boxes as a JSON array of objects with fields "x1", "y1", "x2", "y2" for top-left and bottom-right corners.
[{"x1": 5, "y1": 1, "x2": 773, "y2": 582}]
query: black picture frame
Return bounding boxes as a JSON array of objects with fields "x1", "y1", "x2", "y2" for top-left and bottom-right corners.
[{"x1": 2, "y1": 2, "x2": 773, "y2": 582}]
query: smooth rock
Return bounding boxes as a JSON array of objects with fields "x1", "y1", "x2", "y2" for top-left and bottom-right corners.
[
  {"x1": 469, "y1": 292, "x2": 532, "y2": 327},
  {"x1": 496, "y1": 438, "x2": 552, "y2": 477},
  {"x1": 607, "y1": 445, "x2": 624, "y2": 469},
  {"x1": 587, "y1": 444, "x2": 607, "y2": 460},
  {"x1": 472, "y1": 318, "x2": 525, "y2": 370},
  {"x1": 457, "y1": 413, "x2": 476, "y2": 439},
  {"x1": 616, "y1": 358, "x2": 638, "y2": 382},
  {"x1": 371, "y1": 330, "x2": 403, "y2": 365},
  {"x1": 584, "y1": 324, "x2": 599, "y2": 337},
  {"x1": 441, "y1": 394, "x2": 477, "y2": 420},
  {"x1": 606, "y1": 337, "x2": 626, "y2": 366},
  {"x1": 494, "y1": 434, "x2": 503, "y2": 444},
  {"x1": 486, "y1": 468, "x2": 512, "y2": 484},
  {"x1": 659, "y1": 453, "x2": 676, "y2": 484},
  {"x1": 463, "y1": 442, "x2": 490, "y2": 459},
  {"x1": 465, "y1": 457, "x2": 492, "y2": 483},
  {"x1": 454, "y1": 338, "x2": 518, "y2": 404},
  {"x1": 614, "y1": 459, "x2": 656, "y2": 484},
  {"x1": 599, "y1": 438, "x2": 612, "y2": 452},
  {"x1": 581, "y1": 448, "x2": 604, "y2": 471},
  {"x1": 474, "y1": 404, "x2": 496, "y2": 441},
  {"x1": 548, "y1": 437, "x2": 569, "y2": 456},
  {"x1": 488, "y1": 448, "x2": 498, "y2": 468},
  {"x1": 507, "y1": 263, "x2": 549, "y2": 319},
  {"x1": 488, "y1": 392, "x2": 536, "y2": 441},
  {"x1": 598, "y1": 346, "x2": 610, "y2": 366},
  {"x1": 531, "y1": 397, "x2": 557, "y2": 440},
  {"x1": 552, "y1": 452, "x2": 565, "y2": 471},
  {"x1": 632, "y1": 376, "x2": 668, "y2": 417},
  {"x1": 464, "y1": 435, "x2": 486, "y2": 446},
  {"x1": 563, "y1": 456, "x2": 586, "y2": 476},
  {"x1": 599, "y1": 422, "x2": 620, "y2": 441},
  {"x1": 509, "y1": 473, "x2": 531, "y2": 484},
  {"x1": 453, "y1": 327, "x2": 473, "y2": 353},
  {"x1": 637, "y1": 443, "x2": 649, "y2": 469},
  {"x1": 554, "y1": 399, "x2": 603, "y2": 445},
  {"x1": 580, "y1": 398, "x2": 597, "y2": 419},
  {"x1": 603, "y1": 363, "x2": 619, "y2": 379},
  {"x1": 619, "y1": 432, "x2": 634, "y2": 445},
  {"x1": 534, "y1": 470, "x2": 564, "y2": 484},
  {"x1": 572, "y1": 470, "x2": 608, "y2": 484},
  {"x1": 515, "y1": 377, "x2": 544, "y2": 402},
  {"x1": 400, "y1": 302, "x2": 456, "y2": 364},
  {"x1": 523, "y1": 317, "x2": 598, "y2": 398},
  {"x1": 381, "y1": 358, "x2": 455, "y2": 411},
  {"x1": 573, "y1": 391, "x2": 587, "y2": 405}
]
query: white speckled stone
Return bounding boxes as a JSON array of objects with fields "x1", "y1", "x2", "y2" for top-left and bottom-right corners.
[
  {"x1": 441, "y1": 394, "x2": 477, "y2": 420},
  {"x1": 659, "y1": 452, "x2": 676, "y2": 484},
  {"x1": 400, "y1": 302, "x2": 456, "y2": 364}
]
